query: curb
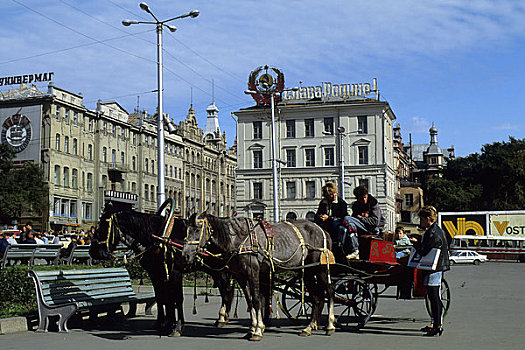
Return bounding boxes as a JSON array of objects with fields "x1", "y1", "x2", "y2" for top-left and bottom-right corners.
[{"x1": 0, "y1": 316, "x2": 28, "y2": 335}]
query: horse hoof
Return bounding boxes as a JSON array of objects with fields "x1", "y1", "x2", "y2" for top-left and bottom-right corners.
[
  {"x1": 249, "y1": 335, "x2": 263, "y2": 341},
  {"x1": 325, "y1": 328, "x2": 336, "y2": 336},
  {"x1": 299, "y1": 331, "x2": 311, "y2": 337},
  {"x1": 215, "y1": 321, "x2": 228, "y2": 328},
  {"x1": 168, "y1": 330, "x2": 182, "y2": 337}
]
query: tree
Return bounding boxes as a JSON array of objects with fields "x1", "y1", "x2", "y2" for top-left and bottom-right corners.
[
  {"x1": 0, "y1": 143, "x2": 49, "y2": 223},
  {"x1": 428, "y1": 137, "x2": 525, "y2": 211}
]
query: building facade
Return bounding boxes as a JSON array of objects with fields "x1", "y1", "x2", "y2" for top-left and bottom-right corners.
[
  {"x1": 234, "y1": 90, "x2": 397, "y2": 232},
  {"x1": 0, "y1": 83, "x2": 236, "y2": 231}
]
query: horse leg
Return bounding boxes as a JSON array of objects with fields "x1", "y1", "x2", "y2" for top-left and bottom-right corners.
[
  {"x1": 300, "y1": 273, "x2": 319, "y2": 336},
  {"x1": 260, "y1": 264, "x2": 272, "y2": 327},
  {"x1": 213, "y1": 272, "x2": 234, "y2": 327},
  {"x1": 169, "y1": 273, "x2": 185, "y2": 337},
  {"x1": 320, "y1": 270, "x2": 336, "y2": 335},
  {"x1": 248, "y1": 272, "x2": 264, "y2": 341}
]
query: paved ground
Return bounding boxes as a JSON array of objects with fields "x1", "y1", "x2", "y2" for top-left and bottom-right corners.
[{"x1": 2, "y1": 262, "x2": 524, "y2": 350}]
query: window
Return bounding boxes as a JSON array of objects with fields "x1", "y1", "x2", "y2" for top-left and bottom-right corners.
[
  {"x1": 64, "y1": 136, "x2": 69, "y2": 153},
  {"x1": 132, "y1": 156, "x2": 136, "y2": 171},
  {"x1": 253, "y1": 150, "x2": 263, "y2": 169},
  {"x1": 73, "y1": 111, "x2": 78, "y2": 125},
  {"x1": 112, "y1": 124, "x2": 116, "y2": 137},
  {"x1": 358, "y1": 146, "x2": 368, "y2": 165},
  {"x1": 145, "y1": 185, "x2": 149, "y2": 201},
  {"x1": 405, "y1": 193, "x2": 414, "y2": 207},
  {"x1": 286, "y1": 181, "x2": 296, "y2": 199},
  {"x1": 121, "y1": 127, "x2": 125, "y2": 139},
  {"x1": 55, "y1": 107, "x2": 60, "y2": 121},
  {"x1": 305, "y1": 119, "x2": 314, "y2": 137},
  {"x1": 253, "y1": 182, "x2": 263, "y2": 200},
  {"x1": 64, "y1": 110, "x2": 69, "y2": 124},
  {"x1": 102, "y1": 147, "x2": 107, "y2": 162},
  {"x1": 358, "y1": 116, "x2": 368, "y2": 134},
  {"x1": 54, "y1": 165, "x2": 60, "y2": 185},
  {"x1": 358, "y1": 178, "x2": 369, "y2": 190},
  {"x1": 63, "y1": 167, "x2": 69, "y2": 187},
  {"x1": 88, "y1": 118, "x2": 93, "y2": 132},
  {"x1": 72, "y1": 138, "x2": 77, "y2": 155},
  {"x1": 102, "y1": 175, "x2": 108, "y2": 189},
  {"x1": 170, "y1": 166, "x2": 173, "y2": 178},
  {"x1": 55, "y1": 134, "x2": 60, "y2": 151},
  {"x1": 286, "y1": 149, "x2": 296, "y2": 167},
  {"x1": 305, "y1": 148, "x2": 315, "y2": 167},
  {"x1": 145, "y1": 135, "x2": 149, "y2": 147},
  {"x1": 324, "y1": 117, "x2": 334, "y2": 135},
  {"x1": 61, "y1": 199, "x2": 68, "y2": 217},
  {"x1": 145, "y1": 159, "x2": 149, "y2": 172},
  {"x1": 151, "y1": 160, "x2": 155, "y2": 174},
  {"x1": 253, "y1": 121, "x2": 262, "y2": 139},
  {"x1": 87, "y1": 173, "x2": 93, "y2": 192},
  {"x1": 131, "y1": 182, "x2": 137, "y2": 194},
  {"x1": 83, "y1": 202, "x2": 92, "y2": 220},
  {"x1": 87, "y1": 144, "x2": 93, "y2": 160},
  {"x1": 121, "y1": 151, "x2": 125, "y2": 164},
  {"x1": 151, "y1": 186, "x2": 155, "y2": 202},
  {"x1": 132, "y1": 132, "x2": 136, "y2": 145},
  {"x1": 72, "y1": 169, "x2": 78, "y2": 188},
  {"x1": 324, "y1": 147, "x2": 335, "y2": 166},
  {"x1": 286, "y1": 120, "x2": 296, "y2": 138},
  {"x1": 286, "y1": 212, "x2": 297, "y2": 221},
  {"x1": 306, "y1": 181, "x2": 316, "y2": 199},
  {"x1": 103, "y1": 121, "x2": 107, "y2": 135},
  {"x1": 70, "y1": 201, "x2": 77, "y2": 218}
]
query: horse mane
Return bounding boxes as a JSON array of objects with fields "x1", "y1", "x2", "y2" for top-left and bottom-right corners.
[
  {"x1": 206, "y1": 214, "x2": 250, "y2": 252},
  {"x1": 115, "y1": 210, "x2": 164, "y2": 246}
]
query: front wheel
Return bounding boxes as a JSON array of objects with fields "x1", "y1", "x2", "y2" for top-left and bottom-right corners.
[
  {"x1": 473, "y1": 260, "x2": 481, "y2": 265},
  {"x1": 334, "y1": 277, "x2": 374, "y2": 330},
  {"x1": 281, "y1": 274, "x2": 313, "y2": 320}
]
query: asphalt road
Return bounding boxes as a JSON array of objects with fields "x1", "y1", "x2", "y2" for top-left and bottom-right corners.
[{"x1": 2, "y1": 262, "x2": 524, "y2": 350}]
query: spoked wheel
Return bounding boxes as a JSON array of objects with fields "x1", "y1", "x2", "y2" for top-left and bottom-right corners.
[
  {"x1": 425, "y1": 278, "x2": 451, "y2": 318},
  {"x1": 280, "y1": 274, "x2": 313, "y2": 320},
  {"x1": 369, "y1": 282, "x2": 379, "y2": 314},
  {"x1": 334, "y1": 277, "x2": 374, "y2": 329}
]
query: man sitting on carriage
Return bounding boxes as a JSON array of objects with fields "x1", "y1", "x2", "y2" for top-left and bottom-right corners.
[{"x1": 314, "y1": 182, "x2": 360, "y2": 259}]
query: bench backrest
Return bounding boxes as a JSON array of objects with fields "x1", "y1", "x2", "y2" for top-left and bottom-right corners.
[
  {"x1": 32, "y1": 244, "x2": 63, "y2": 259},
  {"x1": 29, "y1": 268, "x2": 136, "y2": 306}
]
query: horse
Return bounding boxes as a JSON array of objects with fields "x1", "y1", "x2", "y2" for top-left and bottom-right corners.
[
  {"x1": 89, "y1": 202, "x2": 235, "y2": 337},
  {"x1": 182, "y1": 212, "x2": 336, "y2": 341}
]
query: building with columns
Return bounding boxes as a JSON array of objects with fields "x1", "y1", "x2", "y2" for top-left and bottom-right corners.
[
  {"x1": 234, "y1": 82, "x2": 397, "y2": 232},
  {"x1": 0, "y1": 83, "x2": 236, "y2": 231}
]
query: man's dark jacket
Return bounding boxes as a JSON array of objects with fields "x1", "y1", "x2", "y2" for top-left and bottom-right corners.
[
  {"x1": 315, "y1": 198, "x2": 348, "y2": 228},
  {"x1": 351, "y1": 194, "x2": 386, "y2": 230},
  {"x1": 414, "y1": 222, "x2": 450, "y2": 272}
]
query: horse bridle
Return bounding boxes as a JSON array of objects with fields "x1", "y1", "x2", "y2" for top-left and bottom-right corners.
[{"x1": 184, "y1": 217, "x2": 212, "y2": 254}]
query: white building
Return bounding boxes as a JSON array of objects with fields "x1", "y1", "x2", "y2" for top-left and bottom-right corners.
[{"x1": 234, "y1": 86, "x2": 397, "y2": 232}]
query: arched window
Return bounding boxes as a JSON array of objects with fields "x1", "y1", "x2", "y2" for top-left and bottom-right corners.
[
  {"x1": 305, "y1": 212, "x2": 316, "y2": 222},
  {"x1": 55, "y1": 134, "x2": 60, "y2": 151},
  {"x1": 286, "y1": 212, "x2": 297, "y2": 222}
]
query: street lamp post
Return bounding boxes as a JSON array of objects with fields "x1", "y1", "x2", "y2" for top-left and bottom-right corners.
[
  {"x1": 337, "y1": 126, "x2": 346, "y2": 200},
  {"x1": 123, "y1": 2, "x2": 199, "y2": 210},
  {"x1": 245, "y1": 87, "x2": 297, "y2": 223}
]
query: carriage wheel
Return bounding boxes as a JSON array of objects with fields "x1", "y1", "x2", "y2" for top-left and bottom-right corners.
[
  {"x1": 334, "y1": 277, "x2": 374, "y2": 329},
  {"x1": 369, "y1": 282, "x2": 379, "y2": 314},
  {"x1": 425, "y1": 278, "x2": 451, "y2": 318},
  {"x1": 280, "y1": 274, "x2": 313, "y2": 320}
]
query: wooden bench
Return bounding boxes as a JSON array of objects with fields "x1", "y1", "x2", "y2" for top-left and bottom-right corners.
[
  {"x1": 60, "y1": 244, "x2": 93, "y2": 265},
  {"x1": 29, "y1": 268, "x2": 156, "y2": 332},
  {"x1": 1, "y1": 244, "x2": 62, "y2": 268}
]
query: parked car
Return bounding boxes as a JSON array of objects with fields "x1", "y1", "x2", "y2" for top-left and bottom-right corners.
[{"x1": 450, "y1": 250, "x2": 487, "y2": 265}]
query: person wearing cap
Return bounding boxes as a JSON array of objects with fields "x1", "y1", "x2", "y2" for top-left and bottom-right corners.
[{"x1": 410, "y1": 205, "x2": 450, "y2": 337}]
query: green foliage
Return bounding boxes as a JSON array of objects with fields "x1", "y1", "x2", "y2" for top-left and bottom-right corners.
[
  {"x1": 0, "y1": 143, "x2": 49, "y2": 221},
  {"x1": 429, "y1": 137, "x2": 525, "y2": 211},
  {"x1": 0, "y1": 266, "x2": 36, "y2": 318}
]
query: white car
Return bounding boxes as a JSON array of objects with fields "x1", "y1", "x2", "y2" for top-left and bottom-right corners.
[{"x1": 450, "y1": 250, "x2": 487, "y2": 265}]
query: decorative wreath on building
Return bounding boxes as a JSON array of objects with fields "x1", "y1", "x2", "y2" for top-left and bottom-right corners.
[{"x1": 247, "y1": 65, "x2": 285, "y2": 106}]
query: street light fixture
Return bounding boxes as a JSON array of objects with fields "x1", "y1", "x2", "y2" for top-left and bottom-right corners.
[
  {"x1": 245, "y1": 86, "x2": 298, "y2": 223},
  {"x1": 123, "y1": 2, "x2": 199, "y2": 210}
]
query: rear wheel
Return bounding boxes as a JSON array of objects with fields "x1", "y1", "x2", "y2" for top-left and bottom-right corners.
[
  {"x1": 473, "y1": 259, "x2": 481, "y2": 265},
  {"x1": 425, "y1": 278, "x2": 451, "y2": 318},
  {"x1": 281, "y1": 274, "x2": 313, "y2": 320},
  {"x1": 450, "y1": 260, "x2": 455, "y2": 265}
]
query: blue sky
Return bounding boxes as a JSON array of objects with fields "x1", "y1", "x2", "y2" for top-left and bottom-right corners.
[{"x1": 1, "y1": 0, "x2": 524, "y2": 157}]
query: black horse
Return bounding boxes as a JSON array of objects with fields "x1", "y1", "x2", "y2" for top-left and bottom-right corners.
[
  {"x1": 182, "y1": 212, "x2": 336, "y2": 341},
  {"x1": 90, "y1": 203, "x2": 235, "y2": 337}
]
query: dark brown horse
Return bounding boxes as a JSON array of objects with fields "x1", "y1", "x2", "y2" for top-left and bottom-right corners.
[
  {"x1": 89, "y1": 203, "x2": 235, "y2": 337},
  {"x1": 182, "y1": 212, "x2": 336, "y2": 341}
]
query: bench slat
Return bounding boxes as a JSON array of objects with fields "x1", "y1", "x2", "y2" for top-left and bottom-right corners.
[{"x1": 42, "y1": 282, "x2": 133, "y2": 297}]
